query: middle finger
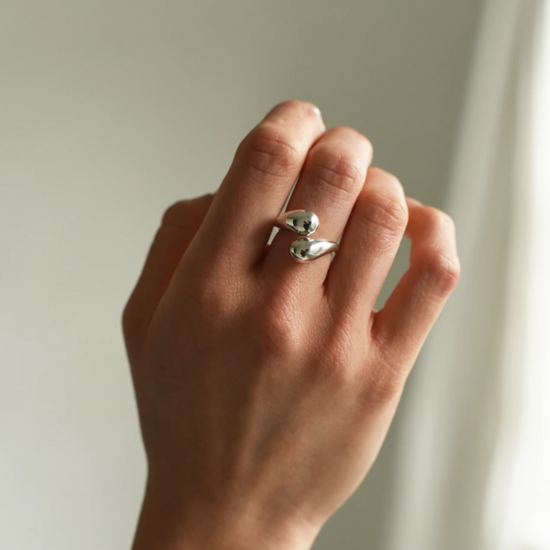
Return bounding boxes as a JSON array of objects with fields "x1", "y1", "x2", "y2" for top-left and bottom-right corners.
[{"x1": 262, "y1": 126, "x2": 373, "y2": 289}]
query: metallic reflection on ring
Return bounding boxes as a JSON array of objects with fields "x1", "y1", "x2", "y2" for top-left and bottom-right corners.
[
  {"x1": 275, "y1": 209, "x2": 319, "y2": 236},
  {"x1": 289, "y1": 238, "x2": 340, "y2": 262}
]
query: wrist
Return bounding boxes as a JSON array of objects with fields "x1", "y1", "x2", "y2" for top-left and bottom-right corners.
[{"x1": 131, "y1": 475, "x2": 319, "y2": 550}]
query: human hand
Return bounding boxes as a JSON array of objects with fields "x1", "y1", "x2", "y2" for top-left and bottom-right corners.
[{"x1": 122, "y1": 101, "x2": 460, "y2": 550}]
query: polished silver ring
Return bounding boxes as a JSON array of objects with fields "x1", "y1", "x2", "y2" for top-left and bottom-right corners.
[
  {"x1": 274, "y1": 209, "x2": 339, "y2": 262},
  {"x1": 290, "y1": 238, "x2": 340, "y2": 261},
  {"x1": 275, "y1": 209, "x2": 319, "y2": 236}
]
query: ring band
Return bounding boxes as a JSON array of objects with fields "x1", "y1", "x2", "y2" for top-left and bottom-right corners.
[{"x1": 274, "y1": 209, "x2": 339, "y2": 262}]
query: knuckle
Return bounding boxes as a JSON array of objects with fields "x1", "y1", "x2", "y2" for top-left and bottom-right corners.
[
  {"x1": 424, "y1": 206, "x2": 456, "y2": 234},
  {"x1": 311, "y1": 311, "x2": 357, "y2": 382},
  {"x1": 333, "y1": 126, "x2": 373, "y2": 158},
  {"x1": 162, "y1": 200, "x2": 188, "y2": 223},
  {"x1": 241, "y1": 125, "x2": 302, "y2": 180},
  {"x1": 183, "y1": 273, "x2": 232, "y2": 320},
  {"x1": 281, "y1": 99, "x2": 305, "y2": 110},
  {"x1": 257, "y1": 282, "x2": 303, "y2": 358},
  {"x1": 258, "y1": 315, "x2": 299, "y2": 359},
  {"x1": 362, "y1": 186, "x2": 408, "y2": 235},
  {"x1": 161, "y1": 195, "x2": 213, "y2": 230},
  {"x1": 422, "y1": 250, "x2": 461, "y2": 295},
  {"x1": 161, "y1": 200, "x2": 194, "y2": 228},
  {"x1": 274, "y1": 99, "x2": 318, "y2": 117},
  {"x1": 310, "y1": 148, "x2": 364, "y2": 202},
  {"x1": 415, "y1": 207, "x2": 460, "y2": 294}
]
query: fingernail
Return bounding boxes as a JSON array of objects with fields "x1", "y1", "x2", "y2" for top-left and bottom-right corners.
[
  {"x1": 312, "y1": 105, "x2": 326, "y2": 131},
  {"x1": 406, "y1": 197, "x2": 423, "y2": 206}
]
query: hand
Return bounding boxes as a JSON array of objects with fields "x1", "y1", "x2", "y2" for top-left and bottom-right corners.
[{"x1": 122, "y1": 101, "x2": 460, "y2": 550}]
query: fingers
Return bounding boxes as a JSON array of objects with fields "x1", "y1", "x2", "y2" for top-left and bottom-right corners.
[
  {"x1": 122, "y1": 194, "x2": 214, "y2": 344},
  {"x1": 324, "y1": 168, "x2": 408, "y2": 321},
  {"x1": 370, "y1": 197, "x2": 460, "y2": 365},
  {"x1": 263, "y1": 126, "x2": 372, "y2": 287},
  {"x1": 189, "y1": 101, "x2": 326, "y2": 272}
]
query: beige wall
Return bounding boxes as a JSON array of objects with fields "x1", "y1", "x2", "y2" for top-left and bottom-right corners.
[{"x1": 0, "y1": 1, "x2": 481, "y2": 548}]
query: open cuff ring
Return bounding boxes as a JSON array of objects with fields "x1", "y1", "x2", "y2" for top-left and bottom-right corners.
[{"x1": 274, "y1": 210, "x2": 339, "y2": 262}]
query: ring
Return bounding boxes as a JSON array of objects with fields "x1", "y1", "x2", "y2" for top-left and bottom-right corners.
[
  {"x1": 274, "y1": 209, "x2": 340, "y2": 262},
  {"x1": 275, "y1": 209, "x2": 319, "y2": 236},
  {"x1": 290, "y1": 238, "x2": 340, "y2": 261}
]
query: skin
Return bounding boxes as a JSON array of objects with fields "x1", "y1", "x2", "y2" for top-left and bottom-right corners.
[{"x1": 122, "y1": 100, "x2": 461, "y2": 550}]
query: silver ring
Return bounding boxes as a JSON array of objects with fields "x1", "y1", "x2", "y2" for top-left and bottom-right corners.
[
  {"x1": 274, "y1": 209, "x2": 340, "y2": 262},
  {"x1": 289, "y1": 238, "x2": 340, "y2": 262},
  {"x1": 275, "y1": 209, "x2": 319, "y2": 236}
]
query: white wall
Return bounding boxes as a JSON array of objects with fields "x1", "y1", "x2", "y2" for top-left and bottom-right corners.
[{"x1": 0, "y1": 1, "x2": 481, "y2": 548}]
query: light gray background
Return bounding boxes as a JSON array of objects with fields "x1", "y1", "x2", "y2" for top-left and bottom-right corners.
[{"x1": 0, "y1": 1, "x2": 481, "y2": 548}]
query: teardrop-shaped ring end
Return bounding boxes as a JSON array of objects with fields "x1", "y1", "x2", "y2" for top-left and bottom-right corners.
[
  {"x1": 289, "y1": 238, "x2": 340, "y2": 262},
  {"x1": 275, "y1": 210, "x2": 319, "y2": 236}
]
